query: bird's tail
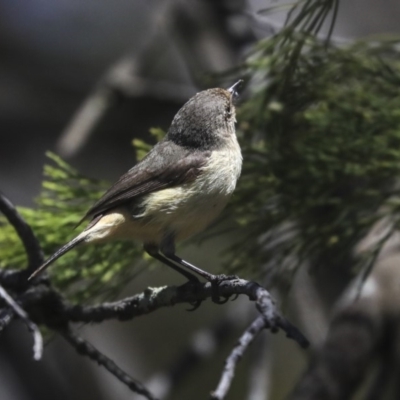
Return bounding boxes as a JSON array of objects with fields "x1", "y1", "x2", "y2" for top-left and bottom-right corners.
[{"x1": 28, "y1": 235, "x2": 85, "y2": 281}]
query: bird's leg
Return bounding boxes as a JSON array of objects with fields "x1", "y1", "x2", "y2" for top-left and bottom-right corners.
[
  {"x1": 162, "y1": 253, "x2": 217, "y2": 282},
  {"x1": 157, "y1": 236, "x2": 237, "y2": 304},
  {"x1": 161, "y1": 253, "x2": 237, "y2": 304},
  {"x1": 145, "y1": 242, "x2": 202, "y2": 311},
  {"x1": 144, "y1": 243, "x2": 199, "y2": 283}
]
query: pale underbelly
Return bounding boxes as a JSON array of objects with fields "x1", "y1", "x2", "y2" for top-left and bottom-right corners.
[
  {"x1": 82, "y1": 188, "x2": 231, "y2": 246},
  {"x1": 84, "y1": 143, "x2": 241, "y2": 245}
]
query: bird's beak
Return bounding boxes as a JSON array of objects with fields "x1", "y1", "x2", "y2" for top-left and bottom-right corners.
[{"x1": 227, "y1": 79, "x2": 243, "y2": 100}]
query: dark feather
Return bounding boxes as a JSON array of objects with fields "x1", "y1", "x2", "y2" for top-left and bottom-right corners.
[{"x1": 82, "y1": 140, "x2": 210, "y2": 220}]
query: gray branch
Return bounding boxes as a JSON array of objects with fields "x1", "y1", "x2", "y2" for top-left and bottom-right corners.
[
  {"x1": 0, "y1": 284, "x2": 43, "y2": 360},
  {"x1": 60, "y1": 279, "x2": 309, "y2": 349},
  {"x1": 0, "y1": 191, "x2": 44, "y2": 272},
  {"x1": 211, "y1": 316, "x2": 268, "y2": 400},
  {"x1": 61, "y1": 328, "x2": 157, "y2": 400}
]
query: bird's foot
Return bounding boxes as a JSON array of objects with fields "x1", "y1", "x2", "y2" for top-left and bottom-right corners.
[
  {"x1": 210, "y1": 274, "x2": 239, "y2": 304},
  {"x1": 181, "y1": 279, "x2": 204, "y2": 311},
  {"x1": 186, "y1": 300, "x2": 203, "y2": 311}
]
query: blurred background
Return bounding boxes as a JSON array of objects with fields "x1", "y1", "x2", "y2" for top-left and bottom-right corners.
[{"x1": 1, "y1": 1, "x2": 400, "y2": 399}]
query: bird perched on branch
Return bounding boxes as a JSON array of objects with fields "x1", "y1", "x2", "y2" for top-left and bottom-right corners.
[{"x1": 29, "y1": 81, "x2": 243, "y2": 284}]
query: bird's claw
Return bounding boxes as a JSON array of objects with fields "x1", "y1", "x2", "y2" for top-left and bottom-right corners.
[
  {"x1": 212, "y1": 295, "x2": 230, "y2": 304},
  {"x1": 210, "y1": 274, "x2": 238, "y2": 304},
  {"x1": 186, "y1": 300, "x2": 203, "y2": 311}
]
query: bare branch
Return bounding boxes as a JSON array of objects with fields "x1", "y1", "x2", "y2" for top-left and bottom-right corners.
[
  {"x1": 0, "y1": 191, "x2": 44, "y2": 272},
  {"x1": 56, "y1": 1, "x2": 192, "y2": 158},
  {"x1": 247, "y1": 328, "x2": 272, "y2": 400},
  {"x1": 0, "y1": 284, "x2": 43, "y2": 360},
  {"x1": 61, "y1": 328, "x2": 157, "y2": 400},
  {"x1": 61, "y1": 279, "x2": 309, "y2": 348},
  {"x1": 210, "y1": 316, "x2": 267, "y2": 400}
]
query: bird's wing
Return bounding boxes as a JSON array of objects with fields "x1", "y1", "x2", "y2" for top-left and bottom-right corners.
[{"x1": 82, "y1": 140, "x2": 210, "y2": 220}]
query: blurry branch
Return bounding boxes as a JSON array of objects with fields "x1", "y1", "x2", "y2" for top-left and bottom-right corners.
[
  {"x1": 0, "y1": 192, "x2": 44, "y2": 360},
  {"x1": 61, "y1": 328, "x2": 157, "y2": 400},
  {"x1": 56, "y1": 0, "x2": 179, "y2": 157},
  {"x1": 0, "y1": 191, "x2": 308, "y2": 400},
  {"x1": 290, "y1": 268, "x2": 328, "y2": 346},
  {"x1": 57, "y1": 59, "x2": 195, "y2": 158},
  {"x1": 57, "y1": 0, "x2": 244, "y2": 157},
  {"x1": 289, "y1": 241, "x2": 400, "y2": 400},
  {"x1": 168, "y1": 1, "x2": 236, "y2": 81},
  {"x1": 0, "y1": 191, "x2": 44, "y2": 273},
  {"x1": 289, "y1": 306, "x2": 381, "y2": 400},
  {"x1": 0, "y1": 284, "x2": 43, "y2": 361}
]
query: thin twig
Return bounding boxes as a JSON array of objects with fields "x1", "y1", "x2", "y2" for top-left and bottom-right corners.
[
  {"x1": 210, "y1": 316, "x2": 267, "y2": 400},
  {"x1": 61, "y1": 328, "x2": 157, "y2": 400},
  {"x1": 247, "y1": 328, "x2": 272, "y2": 400},
  {"x1": 0, "y1": 191, "x2": 44, "y2": 272},
  {"x1": 0, "y1": 284, "x2": 43, "y2": 360}
]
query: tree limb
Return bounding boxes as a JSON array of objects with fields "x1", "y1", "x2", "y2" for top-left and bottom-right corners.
[
  {"x1": 211, "y1": 316, "x2": 267, "y2": 400},
  {"x1": 59, "y1": 279, "x2": 309, "y2": 348},
  {"x1": 61, "y1": 327, "x2": 157, "y2": 400},
  {"x1": 0, "y1": 283, "x2": 43, "y2": 360},
  {"x1": 0, "y1": 191, "x2": 44, "y2": 272}
]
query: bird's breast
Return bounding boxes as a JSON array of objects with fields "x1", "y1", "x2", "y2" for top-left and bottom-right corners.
[
  {"x1": 84, "y1": 137, "x2": 242, "y2": 245},
  {"x1": 140, "y1": 137, "x2": 242, "y2": 241}
]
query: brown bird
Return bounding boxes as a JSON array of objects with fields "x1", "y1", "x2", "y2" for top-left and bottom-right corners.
[{"x1": 29, "y1": 81, "x2": 243, "y2": 283}]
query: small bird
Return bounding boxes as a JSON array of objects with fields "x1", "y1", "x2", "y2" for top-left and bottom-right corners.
[{"x1": 28, "y1": 81, "x2": 243, "y2": 283}]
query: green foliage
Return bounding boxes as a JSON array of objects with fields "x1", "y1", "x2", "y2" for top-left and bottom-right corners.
[
  {"x1": 0, "y1": 153, "x2": 145, "y2": 301},
  {"x1": 0, "y1": 129, "x2": 167, "y2": 301},
  {"x1": 226, "y1": 4, "x2": 400, "y2": 288}
]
